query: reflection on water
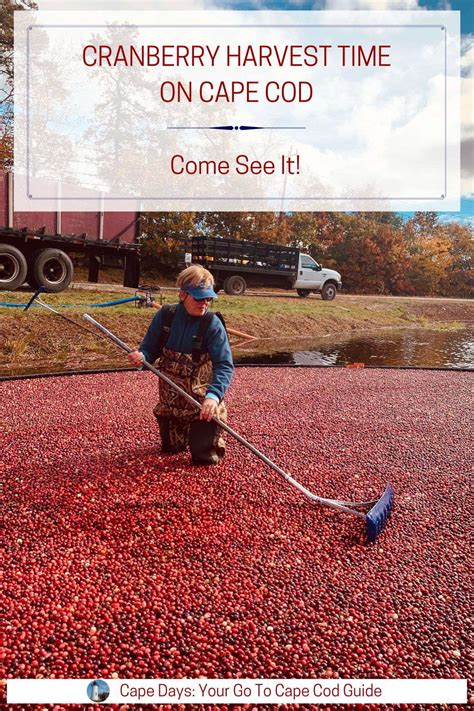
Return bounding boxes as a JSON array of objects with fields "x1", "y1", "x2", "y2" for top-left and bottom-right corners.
[
  {"x1": 234, "y1": 328, "x2": 474, "y2": 369},
  {"x1": 1, "y1": 328, "x2": 472, "y2": 378}
]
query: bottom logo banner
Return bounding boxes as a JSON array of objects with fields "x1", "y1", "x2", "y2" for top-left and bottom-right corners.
[{"x1": 7, "y1": 678, "x2": 467, "y2": 705}]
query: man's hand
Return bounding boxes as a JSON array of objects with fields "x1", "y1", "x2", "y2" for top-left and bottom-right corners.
[
  {"x1": 128, "y1": 349, "x2": 145, "y2": 367},
  {"x1": 200, "y1": 397, "x2": 218, "y2": 422}
]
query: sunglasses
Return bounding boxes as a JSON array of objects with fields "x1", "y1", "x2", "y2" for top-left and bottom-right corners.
[{"x1": 188, "y1": 295, "x2": 213, "y2": 303}]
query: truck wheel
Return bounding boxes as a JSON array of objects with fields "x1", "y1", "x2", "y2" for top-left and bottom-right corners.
[
  {"x1": 224, "y1": 275, "x2": 246, "y2": 295},
  {"x1": 321, "y1": 281, "x2": 337, "y2": 301},
  {"x1": 297, "y1": 289, "x2": 311, "y2": 298},
  {"x1": 0, "y1": 244, "x2": 28, "y2": 291},
  {"x1": 32, "y1": 248, "x2": 74, "y2": 293}
]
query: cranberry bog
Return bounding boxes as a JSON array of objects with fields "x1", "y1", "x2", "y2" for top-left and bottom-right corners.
[{"x1": 2, "y1": 368, "x2": 472, "y2": 709}]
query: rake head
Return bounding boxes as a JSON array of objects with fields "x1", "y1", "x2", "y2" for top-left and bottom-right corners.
[
  {"x1": 23, "y1": 286, "x2": 45, "y2": 312},
  {"x1": 366, "y1": 484, "x2": 394, "y2": 543}
]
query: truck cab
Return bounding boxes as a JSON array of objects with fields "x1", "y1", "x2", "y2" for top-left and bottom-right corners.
[{"x1": 294, "y1": 254, "x2": 342, "y2": 300}]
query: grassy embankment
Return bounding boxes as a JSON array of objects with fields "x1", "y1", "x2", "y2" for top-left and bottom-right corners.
[{"x1": 0, "y1": 284, "x2": 470, "y2": 376}]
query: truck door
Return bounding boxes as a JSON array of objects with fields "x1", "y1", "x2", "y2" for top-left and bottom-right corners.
[{"x1": 294, "y1": 254, "x2": 324, "y2": 290}]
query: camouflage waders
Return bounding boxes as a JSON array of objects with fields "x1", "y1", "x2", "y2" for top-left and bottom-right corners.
[{"x1": 153, "y1": 347, "x2": 227, "y2": 463}]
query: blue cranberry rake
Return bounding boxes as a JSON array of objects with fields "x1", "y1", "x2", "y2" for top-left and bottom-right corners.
[
  {"x1": 22, "y1": 289, "x2": 395, "y2": 543},
  {"x1": 83, "y1": 314, "x2": 395, "y2": 544}
]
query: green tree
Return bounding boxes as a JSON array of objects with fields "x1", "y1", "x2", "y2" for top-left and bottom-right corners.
[{"x1": 83, "y1": 27, "x2": 163, "y2": 195}]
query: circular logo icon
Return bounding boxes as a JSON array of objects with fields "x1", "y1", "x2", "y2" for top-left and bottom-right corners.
[{"x1": 87, "y1": 680, "x2": 110, "y2": 703}]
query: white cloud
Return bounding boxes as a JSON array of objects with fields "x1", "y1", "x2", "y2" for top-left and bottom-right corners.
[
  {"x1": 461, "y1": 35, "x2": 473, "y2": 77},
  {"x1": 321, "y1": 0, "x2": 422, "y2": 10},
  {"x1": 39, "y1": 0, "x2": 218, "y2": 8},
  {"x1": 460, "y1": 35, "x2": 473, "y2": 195}
]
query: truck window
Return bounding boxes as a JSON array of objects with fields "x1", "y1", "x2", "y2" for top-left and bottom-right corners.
[{"x1": 301, "y1": 255, "x2": 319, "y2": 269}]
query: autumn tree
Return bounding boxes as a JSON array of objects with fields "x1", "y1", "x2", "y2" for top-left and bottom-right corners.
[
  {"x1": 197, "y1": 212, "x2": 287, "y2": 244},
  {"x1": 329, "y1": 215, "x2": 387, "y2": 293},
  {"x1": 139, "y1": 204, "x2": 471, "y2": 296},
  {"x1": 309, "y1": 212, "x2": 412, "y2": 294},
  {"x1": 140, "y1": 212, "x2": 196, "y2": 271},
  {"x1": 0, "y1": 0, "x2": 37, "y2": 169},
  {"x1": 437, "y1": 222, "x2": 473, "y2": 297},
  {"x1": 286, "y1": 212, "x2": 345, "y2": 270},
  {"x1": 356, "y1": 211, "x2": 404, "y2": 228},
  {"x1": 407, "y1": 211, "x2": 439, "y2": 237},
  {"x1": 371, "y1": 222, "x2": 411, "y2": 294},
  {"x1": 403, "y1": 212, "x2": 470, "y2": 295}
]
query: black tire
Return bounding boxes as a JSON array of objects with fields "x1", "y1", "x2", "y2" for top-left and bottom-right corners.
[
  {"x1": 32, "y1": 248, "x2": 74, "y2": 293},
  {"x1": 321, "y1": 281, "x2": 337, "y2": 301},
  {"x1": 297, "y1": 289, "x2": 311, "y2": 298},
  {"x1": 0, "y1": 244, "x2": 28, "y2": 291},
  {"x1": 224, "y1": 275, "x2": 246, "y2": 296}
]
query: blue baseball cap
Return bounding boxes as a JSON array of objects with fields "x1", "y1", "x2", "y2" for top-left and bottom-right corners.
[{"x1": 184, "y1": 281, "x2": 218, "y2": 300}]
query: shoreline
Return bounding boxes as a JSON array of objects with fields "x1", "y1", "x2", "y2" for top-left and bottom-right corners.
[{"x1": 1, "y1": 288, "x2": 472, "y2": 376}]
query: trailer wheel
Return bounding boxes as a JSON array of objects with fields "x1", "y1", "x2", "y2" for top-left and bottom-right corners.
[
  {"x1": 224, "y1": 275, "x2": 246, "y2": 295},
  {"x1": 0, "y1": 244, "x2": 28, "y2": 291},
  {"x1": 32, "y1": 249, "x2": 74, "y2": 293},
  {"x1": 297, "y1": 289, "x2": 311, "y2": 298},
  {"x1": 321, "y1": 281, "x2": 337, "y2": 301}
]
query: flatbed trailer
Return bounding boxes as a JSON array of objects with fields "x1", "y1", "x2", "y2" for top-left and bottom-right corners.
[
  {"x1": 184, "y1": 236, "x2": 299, "y2": 295},
  {"x1": 0, "y1": 171, "x2": 140, "y2": 292}
]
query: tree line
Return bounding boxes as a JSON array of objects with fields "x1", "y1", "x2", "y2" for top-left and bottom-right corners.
[{"x1": 140, "y1": 211, "x2": 472, "y2": 298}]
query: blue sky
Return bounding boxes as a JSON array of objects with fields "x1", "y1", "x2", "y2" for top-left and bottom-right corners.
[
  {"x1": 211, "y1": 0, "x2": 472, "y2": 34},
  {"x1": 204, "y1": 0, "x2": 474, "y2": 223},
  {"x1": 34, "y1": 0, "x2": 474, "y2": 223}
]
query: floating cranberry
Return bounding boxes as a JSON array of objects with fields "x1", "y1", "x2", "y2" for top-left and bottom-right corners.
[{"x1": 1, "y1": 369, "x2": 471, "y2": 698}]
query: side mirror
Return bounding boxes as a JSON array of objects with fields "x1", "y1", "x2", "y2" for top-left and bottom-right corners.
[{"x1": 314, "y1": 264, "x2": 322, "y2": 272}]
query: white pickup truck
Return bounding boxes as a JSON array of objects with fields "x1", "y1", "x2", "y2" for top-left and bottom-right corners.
[
  {"x1": 293, "y1": 253, "x2": 342, "y2": 300},
  {"x1": 186, "y1": 236, "x2": 342, "y2": 299}
]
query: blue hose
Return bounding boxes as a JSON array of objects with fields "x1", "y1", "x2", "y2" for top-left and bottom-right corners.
[
  {"x1": 71, "y1": 296, "x2": 140, "y2": 308},
  {"x1": 0, "y1": 296, "x2": 141, "y2": 308}
]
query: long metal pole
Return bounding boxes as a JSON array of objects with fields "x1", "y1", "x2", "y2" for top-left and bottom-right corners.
[
  {"x1": 23, "y1": 290, "x2": 106, "y2": 339},
  {"x1": 84, "y1": 313, "x2": 367, "y2": 518}
]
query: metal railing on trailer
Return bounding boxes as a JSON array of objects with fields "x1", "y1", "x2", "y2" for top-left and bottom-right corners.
[
  {"x1": 0, "y1": 226, "x2": 140, "y2": 290},
  {"x1": 183, "y1": 236, "x2": 299, "y2": 273}
]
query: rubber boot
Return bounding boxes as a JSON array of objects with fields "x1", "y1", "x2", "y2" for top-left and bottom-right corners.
[
  {"x1": 189, "y1": 420, "x2": 220, "y2": 465},
  {"x1": 156, "y1": 416, "x2": 173, "y2": 453},
  {"x1": 156, "y1": 416, "x2": 189, "y2": 454}
]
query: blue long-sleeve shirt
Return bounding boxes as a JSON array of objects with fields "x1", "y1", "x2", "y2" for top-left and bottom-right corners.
[{"x1": 139, "y1": 302, "x2": 234, "y2": 402}]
